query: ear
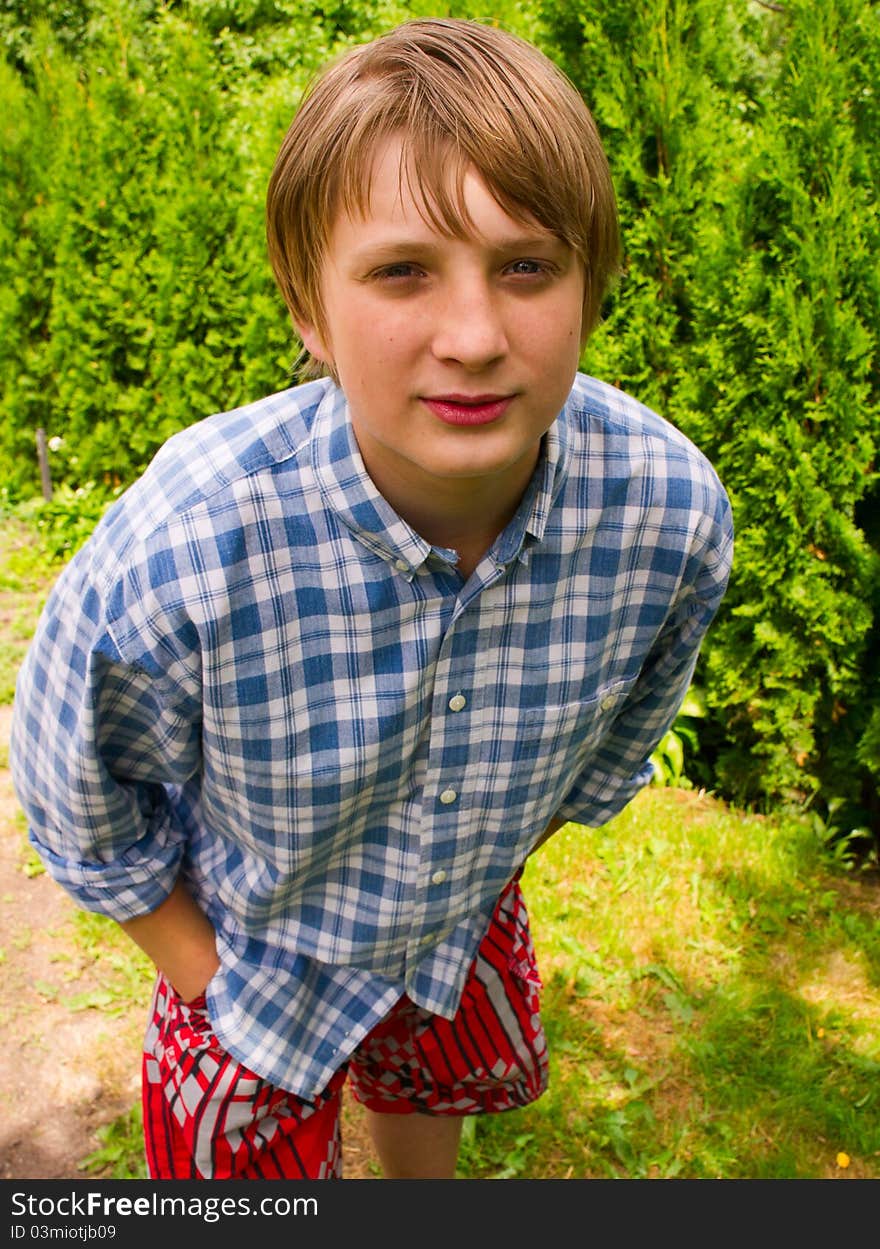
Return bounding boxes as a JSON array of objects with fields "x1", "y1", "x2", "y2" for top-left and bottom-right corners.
[{"x1": 294, "y1": 319, "x2": 331, "y2": 364}]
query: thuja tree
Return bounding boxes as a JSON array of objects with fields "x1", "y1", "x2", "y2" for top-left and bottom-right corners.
[
  {"x1": 539, "y1": 0, "x2": 761, "y2": 414},
  {"x1": 541, "y1": 0, "x2": 880, "y2": 837},
  {"x1": 677, "y1": 0, "x2": 880, "y2": 836},
  {"x1": 0, "y1": 5, "x2": 295, "y2": 498}
]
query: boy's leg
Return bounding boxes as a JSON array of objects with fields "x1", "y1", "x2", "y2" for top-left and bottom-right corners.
[
  {"x1": 142, "y1": 973, "x2": 346, "y2": 1179},
  {"x1": 363, "y1": 1108, "x2": 464, "y2": 1179},
  {"x1": 349, "y1": 874, "x2": 547, "y2": 1179}
]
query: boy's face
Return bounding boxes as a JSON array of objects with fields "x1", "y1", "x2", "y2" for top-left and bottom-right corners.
[{"x1": 297, "y1": 135, "x2": 585, "y2": 518}]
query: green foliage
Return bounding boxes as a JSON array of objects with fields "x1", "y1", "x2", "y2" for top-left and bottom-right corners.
[
  {"x1": 650, "y1": 686, "x2": 705, "y2": 789},
  {"x1": 540, "y1": 0, "x2": 880, "y2": 839},
  {"x1": 69, "y1": 908, "x2": 155, "y2": 1012},
  {"x1": 13, "y1": 482, "x2": 119, "y2": 560},
  {"x1": 78, "y1": 1103, "x2": 147, "y2": 1179},
  {"x1": 0, "y1": 513, "x2": 68, "y2": 703},
  {"x1": 677, "y1": 1, "x2": 879, "y2": 824},
  {"x1": 679, "y1": 0, "x2": 878, "y2": 809},
  {"x1": 456, "y1": 1115, "x2": 538, "y2": 1179},
  {"x1": 544, "y1": 0, "x2": 760, "y2": 411},
  {"x1": 0, "y1": 4, "x2": 297, "y2": 499}
]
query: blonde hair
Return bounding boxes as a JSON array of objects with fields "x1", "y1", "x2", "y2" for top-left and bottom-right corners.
[{"x1": 266, "y1": 18, "x2": 620, "y2": 379}]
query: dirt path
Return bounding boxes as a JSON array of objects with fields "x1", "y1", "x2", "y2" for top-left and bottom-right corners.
[
  {"x1": 0, "y1": 707, "x2": 140, "y2": 1177},
  {"x1": 0, "y1": 704, "x2": 376, "y2": 1180}
]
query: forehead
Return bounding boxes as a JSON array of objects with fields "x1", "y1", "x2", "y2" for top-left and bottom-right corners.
[{"x1": 331, "y1": 132, "x2": 552, "y2": 250}]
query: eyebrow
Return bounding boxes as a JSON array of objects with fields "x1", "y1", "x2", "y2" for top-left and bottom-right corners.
[{"x1": 348, "y1": 233, "x2": 570, "y2": 268}]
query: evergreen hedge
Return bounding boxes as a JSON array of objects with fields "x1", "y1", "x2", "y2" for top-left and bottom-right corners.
[
  {"x1": 542, "y1": 0, "x2": 879, "y2": 840},
  {"x1": 1, "y1": 0, "x2": 877, "y2": 843}
]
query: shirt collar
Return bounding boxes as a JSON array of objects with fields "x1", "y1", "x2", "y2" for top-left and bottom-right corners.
[
  {"x1": 309, "y1": 380, "x2": 572, "y2": 577},
  {"x1": 501, "y1": 413, "x2": 571, "y2": 564}
]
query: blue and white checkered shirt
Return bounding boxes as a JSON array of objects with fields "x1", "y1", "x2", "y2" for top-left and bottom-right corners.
[{"x1": 10, "y1": 373, "x2": 732, "y2": 1099}]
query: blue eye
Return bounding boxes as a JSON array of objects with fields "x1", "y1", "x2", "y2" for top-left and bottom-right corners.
[
  {"x1": 376, "y1": 263, "x2": 422, "y2": 280},
  {"x1": 506, "y1": 259, "x2": 556, "y2": 279}
]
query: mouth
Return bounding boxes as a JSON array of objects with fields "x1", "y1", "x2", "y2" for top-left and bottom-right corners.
[{"x1": 421, "y1": 394, "x2": 513, "y2": 427}]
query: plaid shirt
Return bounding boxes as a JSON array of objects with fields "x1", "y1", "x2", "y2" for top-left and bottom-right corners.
[{"x1": 10, "y1": 373, "x2": 732, "y2": 1099}]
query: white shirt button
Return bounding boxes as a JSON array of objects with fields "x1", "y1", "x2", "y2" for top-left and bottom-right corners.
[
  {"x1": 448, "y1": 694, "x2": 466, "y2": 712},
  {"x1": 431, "y1": 869, "x2": 447, "y2": 885},
  {"x1": 600, "y1": 694, "x2": 617, "y2": 712},
  {"x1": 439, "y1": 788, "x2": 458, "y2": 805},
  {"x1": 394, "y1": 559, "x2": 409, "y2": 572}
]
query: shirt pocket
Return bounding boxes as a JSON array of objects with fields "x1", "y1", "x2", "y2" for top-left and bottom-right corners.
[{"x1": 477, "y1": 677, "x2": 635, "y2": 822}]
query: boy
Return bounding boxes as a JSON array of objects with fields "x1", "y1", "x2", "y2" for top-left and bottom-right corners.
[{"x1": 10, "y1": 18, "x2": 733, "y2": 1180}]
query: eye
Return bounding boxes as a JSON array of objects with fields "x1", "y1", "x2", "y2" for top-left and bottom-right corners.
[
  {"x1": 372, "y1": 262, "x2": 425, "y2": 281},
  {"x1": 505, "y1": 258, "x2": 555, "y2": 279}
]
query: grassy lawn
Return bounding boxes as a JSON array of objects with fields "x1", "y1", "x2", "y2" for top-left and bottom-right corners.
[
  {"x1": 3, "y1": 508, "x2": 878, "y2": 1180},
  {"x1": 464, "y1": 793, "x2": 880, "y2": 1179}
]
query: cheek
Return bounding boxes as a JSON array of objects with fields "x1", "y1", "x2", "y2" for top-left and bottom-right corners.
[
  {"x1": 342, "y1": 299, "x2": 417, "y2": 359},
  {"x1": 335, "y1": 330, "x2": 403, "y2": 399},
  {"x1": 526, "y1": 319, "x2": 581, "y2": 368},
  {"x1": 554, "y1": 308, "x2": 585, "y2": 365}
]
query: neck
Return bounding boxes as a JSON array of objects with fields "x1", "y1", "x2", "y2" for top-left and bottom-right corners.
[{"x1": 364, "y1": 456, "x2": 537, "y2": 573}]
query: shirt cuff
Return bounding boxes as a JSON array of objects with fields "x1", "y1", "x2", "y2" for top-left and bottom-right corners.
[
  {"x1": 555, "y1": 760, "x2": 655, "y2": 828},
  {"x1": 28, "y1": 815, "x2": 186, "y2": 923}
]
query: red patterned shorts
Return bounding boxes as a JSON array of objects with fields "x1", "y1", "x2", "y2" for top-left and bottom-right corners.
[{"x1": 142, "y1": 876, "x2": 547, "y2": 1179}]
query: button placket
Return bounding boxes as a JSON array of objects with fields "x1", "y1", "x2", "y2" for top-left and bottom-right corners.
[{"x1": 410, "y1": 603, "x2": 480, "y2": 957}]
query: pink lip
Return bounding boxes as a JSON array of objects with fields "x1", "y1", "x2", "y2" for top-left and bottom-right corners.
[{"x1": 422, "y1": 394, "x2": 513, "y2": 427}]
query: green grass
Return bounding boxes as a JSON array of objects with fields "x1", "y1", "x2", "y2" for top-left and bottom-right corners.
[
  {"x1": 65, "y1": 909, "x2": 155, "y2": 1016},
  {"x1": 456, "y1": 791, "x2": 880, "y2": 1179},
  {"x1": 78, "y1": 1103, "x2": 148, "y2": 1180},
  {"x1": 0, "y1": 516, "x2": 67, "y2": 704}
]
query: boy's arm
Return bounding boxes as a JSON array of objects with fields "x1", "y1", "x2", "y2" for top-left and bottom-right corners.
[
  {"x1": 10, "y1": 548, "x2": 203, "y2": 927},
  {"x1": 531, "y1": 815, "x2": 567, "y2": 855},
  {"x1": 557, "y1": 485, "x2": 734, "y2": 830},
  {"x1": 120, "y1": 878, "x2": 220, "y2": 1003},
  {"x1": 556, "y1": 596, "x2": 719, "y2": 829}
]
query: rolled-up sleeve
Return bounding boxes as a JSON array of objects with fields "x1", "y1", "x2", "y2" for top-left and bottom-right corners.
[{"x1": 9, "y1": 542, "x2": 203, "y2": 922}]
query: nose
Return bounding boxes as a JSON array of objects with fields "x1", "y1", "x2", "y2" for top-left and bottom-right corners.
[{"x1": 430, "y1": 275, "x2": 509, "y2": 370}]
